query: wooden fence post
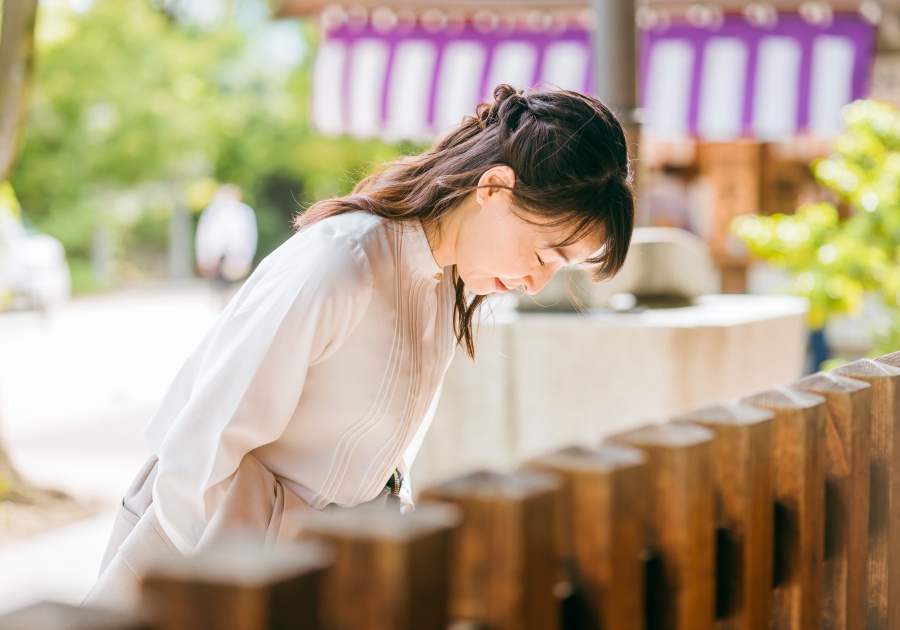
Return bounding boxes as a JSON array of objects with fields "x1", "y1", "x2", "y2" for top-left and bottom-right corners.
[
  {"x1": 522, "y1": 444, "x2": 648, "y2": 630},
  {"x1": 607, "y1": 422, "x2": 716, "y2": 630},
  {"x1": 792, "y1": 372, "x2": 872, "y2": 629},
  {"x1": 0, "y1": 602, "x2": 152, "y2": 630},
  {"x1": 419, "y1": 470, "x2": 560, "y2": 630},
  {"x1": 140, "y1": 539, "x2": 332, "y2": 630},
  {"x1": 671, "y1": 401, "x2": 774, "y2": 630},
  {"x1": 298, "y1": 502, "x2": 460, "y2": 630},
  {"x1": 740, "y1": 385, "x2": 826, "y2": 630},
  {"x1": 834, "y1": 358, "x2": 900, "y2": 629}
]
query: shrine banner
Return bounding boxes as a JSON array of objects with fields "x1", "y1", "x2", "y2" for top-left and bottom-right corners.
[
  {"x1": 312, "y1": 22, "x2": 594, "y2": 141},
  {"x1": 311, "y1": 13, "x2": 874, "y2": 141},
  {"x1": 641, "y1": 14, "x2": 874, "y2": 140}
]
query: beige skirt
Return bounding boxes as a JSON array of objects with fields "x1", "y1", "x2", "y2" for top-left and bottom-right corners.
[{"x1": 83, "y1": 452, "x2": 316, "y2": 613}]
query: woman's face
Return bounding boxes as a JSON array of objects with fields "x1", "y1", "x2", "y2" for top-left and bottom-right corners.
[{"x1": 453, "y1": 167, "x2": 602, "y2": 296}]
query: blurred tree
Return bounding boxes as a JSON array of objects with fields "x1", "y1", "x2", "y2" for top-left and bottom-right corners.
[
  {"x1": 0, "y1": 0, "x2": 56, "y2": 502},
  {"x1": 733, "y1": 100, "x2": 900, "y2": 359},
  {"x1": 0, "y1": 0, "x2": 37, "y2": 182},
  {"x1": 9, "y1": 0, "x2": 407, "y2": 290},
  {"x1": 0, "y1": 0, "x2": 410, "y2": 512}
]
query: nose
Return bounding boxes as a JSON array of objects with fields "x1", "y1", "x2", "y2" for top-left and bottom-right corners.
[{"x1": 522, "y1": 265, "x2": 557, "y2": 295}]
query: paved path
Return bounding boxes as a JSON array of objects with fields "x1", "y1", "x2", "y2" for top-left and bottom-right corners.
[{"x1": 0, "y1": 283, "x2": 223, "y2": 614}]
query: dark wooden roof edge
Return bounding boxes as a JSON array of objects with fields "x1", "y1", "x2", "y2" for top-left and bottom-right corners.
[
  {"x1": 276, "y1": 0, "x2": 586, "y2": 17},
  {"x1": 274, "y1": 0, "x2": 883, "y2": 18}
]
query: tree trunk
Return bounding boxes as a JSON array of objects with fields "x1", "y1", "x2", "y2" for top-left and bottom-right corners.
[
  {"x1": 0, "y1": 0, "x2": 39, "y2": 494},
  {"x1": 0, "y1": 0, "x2": 38, "y2": 183}
]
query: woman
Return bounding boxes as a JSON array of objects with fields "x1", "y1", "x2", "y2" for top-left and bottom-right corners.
[{"x1": 84, "y1": 84, "x2": 635, "y2": 610}]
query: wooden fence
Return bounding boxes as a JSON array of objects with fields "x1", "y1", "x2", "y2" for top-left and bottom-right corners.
[{"x1": 6, "y1": 353, "x2": 900, "y2": 630}]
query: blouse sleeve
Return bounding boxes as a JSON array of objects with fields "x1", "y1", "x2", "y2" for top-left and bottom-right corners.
[{"x1": 151, "y1": 231, "x2": 374, "y2": 555}]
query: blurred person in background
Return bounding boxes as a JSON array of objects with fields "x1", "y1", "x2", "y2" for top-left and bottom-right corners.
[
  {"x1": 84, "y1": 84, "x2": 635, "y2": 612},
  {"x1": 0, "y1": 182, "x2": 70, "y2": 311},
  {"x1": 195, "y1": 184, "x2": 258, "y2": 283}
]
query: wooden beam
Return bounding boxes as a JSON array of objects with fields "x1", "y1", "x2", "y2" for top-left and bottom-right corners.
[
  {"x1": 273, "y1": 0, "x2": 869, "y2": 18},
  {"x1": 645, "y1": 0, "x2": 868, "y2": 9},
  {"x1": 672, "y1": 401, "x2": 774, "y2": 629},
  {"x1": 522, "y1": 444, "x2": 648, "y2": 630},
  {"x1": 607, "y1": 422, "x2": 716, "y2": 630},
  {"x1": 420, "y1": 470, "x2": 560, "y2": 630},
  {"x1": 298, "y1": 502, "x2": 460, "y2": 630},
  {"x1": 741, "y1": 385, "x2": 826, "y2": 630},
  {"x1": 792, "y1": 372, "x2": 872, "y2": 629},
  {"x1": 835, "y1": 358, "x2": 900, "y2": 630},
  {"x1": 141, "y1": 539, "x2": 333, "y2": 630},
  {"x1": 275, "y1": 0, "x2": 586, "y2": 16}
]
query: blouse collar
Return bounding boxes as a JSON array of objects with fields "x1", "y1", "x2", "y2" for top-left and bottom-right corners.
[{"x1": 406, "y1": 219, "x2": 445, "y2": 284}]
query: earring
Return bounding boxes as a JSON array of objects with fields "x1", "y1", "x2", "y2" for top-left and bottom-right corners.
[{"x1": 476, "y1": 196, "x2": 484, "y2": 206}]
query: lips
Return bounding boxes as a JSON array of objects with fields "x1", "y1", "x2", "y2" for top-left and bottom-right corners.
[{"x1": 495, "y1": 278, "x2": 509, "y2": 293}]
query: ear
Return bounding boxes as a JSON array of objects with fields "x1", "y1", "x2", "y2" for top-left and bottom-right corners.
[{"x1": 476, "y1": 165, "x2": 516, "y2": 205}]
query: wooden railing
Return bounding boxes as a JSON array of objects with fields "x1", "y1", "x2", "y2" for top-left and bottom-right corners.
[{"x1": 7, "y1": 353, "x2": 900, "y2": 629}]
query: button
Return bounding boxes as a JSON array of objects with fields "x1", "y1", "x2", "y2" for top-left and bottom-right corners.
[{"x1": 434, "y1": 272, "x2": 443, "y2": 281}]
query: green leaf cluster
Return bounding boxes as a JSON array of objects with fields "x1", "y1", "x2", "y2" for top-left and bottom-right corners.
[
  {"x1": 732, "y1": 100, "x2": 900, "y2": 352},
  {"x1": 8, "y1": 0, "x2": 412, "y2": 290}
]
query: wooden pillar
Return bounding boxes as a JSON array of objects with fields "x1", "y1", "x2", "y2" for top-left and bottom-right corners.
[
  {"x1": 672, "y1": 402, "x2": 774, "y2": 630},
  {"x1": 696, "y1": 142, "x2": 762, "y2": 294},
  {"x1": 607, "y1": 422, "x2": 716, "y2": 630},
  {"x1": 741, "y1": 385, "x2": 826, "y2": 630},
  {"x1": 141, "y1": 539, "x2": 332, "y2": 630},
  {"x1": 0, "y1": 602, "x2": 152, "y2": 630},
  {"x1": 792, "y1": 372, "x2": 872, "y2": 629},
  {"x1": 298, "y1": 502, "x2": 460, "y2": 630},
  {"x1": 522, "y1": 444, "x2": 648, "y2": 630},
  {"x1": 419, "y1": 470, "x2": 560, "y2": 630},
  {"x1": 835, "y1": 358, "x2": 900, "y2": 629}
]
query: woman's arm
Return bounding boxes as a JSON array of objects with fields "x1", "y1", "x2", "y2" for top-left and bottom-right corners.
[{"x1": 151, "y1": 230, "x2": 374, "y2": 555}]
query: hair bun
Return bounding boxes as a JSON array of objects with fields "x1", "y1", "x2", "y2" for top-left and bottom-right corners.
[
  {"x1": 492, "y1": 83, "x2": 521, "y2": 105},
  {"x1": 475, "y1": 84, "x2": 530, "y2": 131}
]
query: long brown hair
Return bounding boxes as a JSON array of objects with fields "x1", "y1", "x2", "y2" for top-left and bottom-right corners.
[{"x1": 295, "y1": 84, "x2": 635, "y2": 358}]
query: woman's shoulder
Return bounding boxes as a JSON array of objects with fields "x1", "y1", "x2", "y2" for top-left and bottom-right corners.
[
  {"x1": 311, "y1": 211, "x2": 385, "y2": 241},
  {"x1": 264, "y1": 213, "x2": 395, "y2": 287},
  {"x1": 291, "y1": 212, "x2": 395, "y2": 253},
  {"x1": 237, "y1": 216, "x2": 378, "y2": 314}
]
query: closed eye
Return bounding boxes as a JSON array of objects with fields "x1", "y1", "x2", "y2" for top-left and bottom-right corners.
[{"x1": 536, "y1": 255, "x2": 546, "y2": 267}]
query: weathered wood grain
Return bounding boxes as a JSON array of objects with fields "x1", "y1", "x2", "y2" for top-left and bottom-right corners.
[
  {"x1": 793, "y1": 372, "x2": 872, "y2": 629},
  {"x1": 741, "y1": 385, "x2": 826, "y2": 630},
  {"x1": 420, "y1": 469, "x2": 560, "y2": 630},
  {"x1": 297, "y1": 502, "x2": 460, "y2": 630},
  {"x1": 837, "y1": 358, "x2": 900, "y2": 629},
  {"x1": 141, "y1": 539, "x2": 332, "y2": 630},
  {"x1": 672, "y1": 401, "x2": 774, "y2": 630},
  {"x1": 607, "y1": 422, "x2": 716, "y2": 630},
  {"x1": 522, "y1": 444, "x2": 648, "y2": 630}
]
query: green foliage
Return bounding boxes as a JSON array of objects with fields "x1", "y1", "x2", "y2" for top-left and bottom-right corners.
[
  {"x1": 8, "y1": 0, "x2": 409, "y2": 290},
  {"x1": 732, "y1": 100, "x2": 900, "y2": 352}
]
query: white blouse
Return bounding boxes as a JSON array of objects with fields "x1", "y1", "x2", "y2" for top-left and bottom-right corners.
[{"x1": 144, "y1": 212, "x2": 457, "y2": 555}]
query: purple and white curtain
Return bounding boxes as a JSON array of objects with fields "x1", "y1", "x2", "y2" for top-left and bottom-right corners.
[
  {"x1": 312, "y1": 22, "x2": 595, "y2": 141},
  {"x1": 311, "y1": 13, "x2": 874, "y2": 141},
  {"x1": 641, "y1": 14, "x2": 874, "y2": 140}
]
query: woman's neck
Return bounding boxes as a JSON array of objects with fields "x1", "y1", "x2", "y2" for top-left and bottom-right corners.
[{"x1": 423, "y1": 201, "x2": 471, "y2": 269}]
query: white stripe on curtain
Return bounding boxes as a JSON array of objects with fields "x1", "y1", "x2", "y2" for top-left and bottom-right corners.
[{"x1": 753, "y1": 36, "x2": 803, "y2": 140}]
